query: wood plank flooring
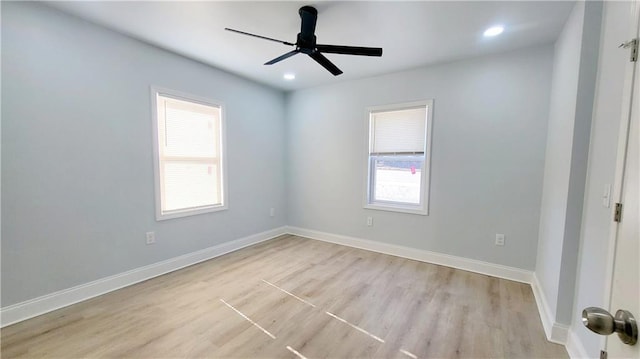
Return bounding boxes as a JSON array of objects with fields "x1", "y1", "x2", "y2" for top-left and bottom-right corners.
[{"x1": 1, "y1": 235, "x2": 568, "y2": 358}]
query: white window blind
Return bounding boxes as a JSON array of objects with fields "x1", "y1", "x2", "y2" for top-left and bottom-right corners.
[
  {"x1": 154, "y1": 92, "x2": 225, "y2": 218},
  {"x1": 162, "y1": 99, "x2": 219, "y2": 158},
  {"x1": 370, "y1": 107, "x2": 426, "y2": 154}
]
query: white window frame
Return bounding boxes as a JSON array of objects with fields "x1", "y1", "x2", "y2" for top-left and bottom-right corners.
[
  {"x1": 363, "y1": 100, "x2": 433, "y2": 215},
  {"x1": 151, "y1": 86, "x2": 228, "y2": 221}
]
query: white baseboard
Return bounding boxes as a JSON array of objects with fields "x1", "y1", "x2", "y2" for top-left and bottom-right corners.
[
  {"x1": 531, "y1": 273, "x2": 569, "y2": 345},
  {"x1": 286, "y1": 226, "x2": 533, "y2": 284},
  {"x1": 566, "y1": 327, "x2": 593, "y2": 358},
  {"x1": 552, "y1": 323, "x2": 570, "y2": 345},
  {"x1": 0, "y1": 226, "x2": 287, "y2": 328},
  {"x1": 531, "y1": 273, "x2": 555, "y2": 339}
]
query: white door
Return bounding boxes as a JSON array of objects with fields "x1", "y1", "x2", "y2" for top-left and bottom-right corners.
[
  {"x1": 582, "y1": 2, "x2": 640, "y2": 358},
  {"x1": 605, "y1": 3, "x2": 639, "y2": 358}
]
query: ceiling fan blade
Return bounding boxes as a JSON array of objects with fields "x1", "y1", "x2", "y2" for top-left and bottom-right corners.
[
  {"x1": 309, "y1": 52, "x2": 343, "y2": 76},
  {"x1": 265, "y1": 50, "x2": 300, "y2": 65},
  {"x1": 315, "y1": 45, "x2": 383, "y2": 57},
  {"x1": 299, "y1": 6, "x2": 318, "y2": 39},
  {"x1": 225, "y1": 28, "x2": 295, "y2": 46}
]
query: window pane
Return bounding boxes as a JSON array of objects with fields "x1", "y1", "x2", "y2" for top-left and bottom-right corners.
[
  {"x1": 162, "y1": 97, "x2": 219, "y2": 158},
  {"x1": 163, "y1": 161, "x2": 220, "y2": 211},
  {"x1": 372, "y1": 155, "x2": 423, "y2": 204}
]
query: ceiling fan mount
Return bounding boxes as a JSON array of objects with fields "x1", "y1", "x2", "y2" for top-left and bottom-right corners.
[{"x1": 225, "y1": 5, "x2": 383, "y2": 76}]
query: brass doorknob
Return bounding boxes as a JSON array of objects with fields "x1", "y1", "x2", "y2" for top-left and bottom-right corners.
[{"x1": 582, "y1": 307, "x2": 638, "y2": 345}]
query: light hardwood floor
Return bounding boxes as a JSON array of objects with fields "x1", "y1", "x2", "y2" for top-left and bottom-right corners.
[{"x1": 1, "y1": 235, "x2": 568, "y2": 358}]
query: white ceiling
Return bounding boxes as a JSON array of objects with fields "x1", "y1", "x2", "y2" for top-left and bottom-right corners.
[{"x1": 46, "y1": 1, "x2": 575, "y2": 91}]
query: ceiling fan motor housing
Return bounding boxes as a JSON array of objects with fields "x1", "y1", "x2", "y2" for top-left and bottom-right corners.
[{"x1": 297, "y1": 33, "x2": 316, "y2": 54}]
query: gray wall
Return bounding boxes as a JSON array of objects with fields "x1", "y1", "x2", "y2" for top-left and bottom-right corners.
[
  {"x1": 557, "y1": 0, "x2": 601, "y2": 326},
  {"x1": 286, "y1": 46, "x2": 554, "y2": 270},
  {"x1": 535, "y1": 0, "x2": 602, "y2": 327},
  {"x1": 535, "y1": 2, "x2": 585, "y2": 319},
  {"x1": 571, "y1": 1, "x2": 630, "y2": 355},
  {"x1": 1, "y1": 2, "x2": 287, "y2": 306}
]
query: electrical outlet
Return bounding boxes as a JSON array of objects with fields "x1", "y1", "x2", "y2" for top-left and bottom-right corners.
[
  {"x1": 367, "y1": 216, "x2": 373, "y2": 226},
  {"x1": 146, "y1": 231, "x2": 156, "y2": 245},
  {"x1": 495, "y1": 233, "x2": 505, "y2": 246},
  {"x1": 270, "y1": 208, "x2": 275, "y2": 217}
]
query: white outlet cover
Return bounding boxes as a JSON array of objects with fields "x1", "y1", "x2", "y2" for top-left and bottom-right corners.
[{"x1": 146, "y1": 232, "x2": 156, "y2": 244}]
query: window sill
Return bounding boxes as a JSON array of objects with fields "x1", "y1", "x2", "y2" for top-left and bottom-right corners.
[
  {"x1": 364, "y1": 203, "x2": 428, "y2": 216},
  {"x1": 156, "y1": 204, "x2": 228, "y2": 221}
]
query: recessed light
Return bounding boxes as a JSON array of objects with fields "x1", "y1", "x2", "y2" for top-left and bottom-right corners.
[
  {"x1": 483, "y1": 25, "x2": 504, "y2": 37},
  {"x1": 283, "y1": 73, "x2": 296, "y2": 80}
]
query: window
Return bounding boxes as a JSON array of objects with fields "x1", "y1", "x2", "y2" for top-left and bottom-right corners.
[
  {"x1": 365, "y1": 100, "x2": 433, "y2": 215},
  {"x1": 151, "y1": 87, "x2": 227, "y2": 220}
]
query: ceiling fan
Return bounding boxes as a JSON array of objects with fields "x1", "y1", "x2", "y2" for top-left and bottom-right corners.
[{"x1": 225, "y1": 6, "x2": 383, "y2": 76}]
